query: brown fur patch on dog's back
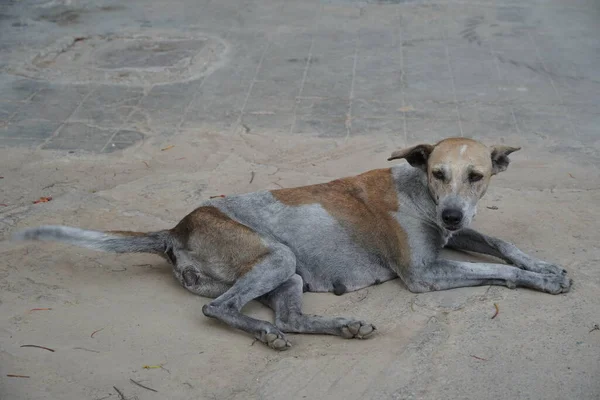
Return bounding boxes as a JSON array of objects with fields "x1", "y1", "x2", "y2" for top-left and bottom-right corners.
[
  {"x1": 171, "y1": 206, "x2": 269, "y2": 277},
  {"x1": 272, "y1": 168, "x2": 411, "y2": 268}
]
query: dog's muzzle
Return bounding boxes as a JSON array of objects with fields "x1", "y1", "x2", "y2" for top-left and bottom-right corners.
[{"x1": 441, "y1": 208, "x2": 463, "y2": 231}]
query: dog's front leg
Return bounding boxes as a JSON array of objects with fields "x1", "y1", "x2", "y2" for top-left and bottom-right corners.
[
  {"x1": 446, "y1": 228, "x2": 567, "y2": 276},
  {"x1": 405, "y1": 259, "x2": 571, "y2": 294}
]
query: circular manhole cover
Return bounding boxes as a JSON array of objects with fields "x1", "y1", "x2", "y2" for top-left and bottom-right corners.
[{"x1": 20, "y1": 31, "x2": 227, "y2": 86}]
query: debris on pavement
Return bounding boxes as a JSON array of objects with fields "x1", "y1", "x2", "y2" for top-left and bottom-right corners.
[
  {"x1": 73, "y1": 347, "x2": 100, "y2": 353},
  {"x1": 589, "y1": 324, "x2": 599, "y2": 333},
  {"x1": 20, "y1": 344, "x2": 55, "y2": 352},
  {"x1": 486, "y1": 206, "x2": 499, "y2": 210},
  {"x1": 161, "y1": 145, "x2": 175, "y2": 151},
  {"x1": 491, "y1": 303, "x2": 500, "y2": 319},
  {"x1": 113, "y1": 386, "x2": 127, "y2": 400},
  {"x1": 7, "y1": 374, "x2": 30, "y2": 378},
  {"x1": 91, "y1": 328, "x2": 105, "y2": 338},
  {"x1": 29, "y1": 308, "x2": 52, "y2": 312},
  {"x1": 32, "y1": 196, "x2": 52, "y2": 204},
  {"x1": 130, "y1": 378, "x2": 158, "y2": 393},
  {"x1": 470, "y1": 355, "x2": 488, "y2": 361},
  {"x1": 142, "y1": 364, "x2": 170, "y2": 373}
]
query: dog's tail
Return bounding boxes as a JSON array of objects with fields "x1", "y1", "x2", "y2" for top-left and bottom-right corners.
[{"x1": 12, "y1": 225, "x2": 172, "y2": 254}]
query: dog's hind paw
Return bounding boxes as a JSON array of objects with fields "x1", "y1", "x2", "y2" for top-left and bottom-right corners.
[
  {"x1": 256, "y1": 330, "x2": 292, "y2": 351},
  {"x1": 340, "y1": 321, "x2": 376, "y2": 339}
]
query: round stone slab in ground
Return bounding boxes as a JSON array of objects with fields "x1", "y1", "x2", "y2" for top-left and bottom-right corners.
[{"x1": 22, "y1": 31, "x2": 228, "y2": 86}]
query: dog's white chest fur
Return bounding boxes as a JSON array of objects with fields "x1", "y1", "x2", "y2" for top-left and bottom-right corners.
[{"x1": 441, "y1": 230, "x2": 455, "y2": 247}]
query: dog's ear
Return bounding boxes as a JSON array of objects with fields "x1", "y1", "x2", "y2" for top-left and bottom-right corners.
[
  {"x1": 388, "y1": 144, "x2": 434, "y2": 172},
  {"x1": 490, "y1": 145, "x2": 521, "y2": 175}
]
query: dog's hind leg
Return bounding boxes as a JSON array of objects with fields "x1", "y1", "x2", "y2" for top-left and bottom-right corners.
[
  {"x1": 167, "y1": 206, "x2": 299, "y2": 349},
  {"x1": 260, "y1": 274, "x2": 376, "y2": 339},
  {"x1": 201, "y1": 243, "x2": 296, "y2": 350},
  {"x1": 172, "y1": 264, "x2": 232, "y2": 298}
]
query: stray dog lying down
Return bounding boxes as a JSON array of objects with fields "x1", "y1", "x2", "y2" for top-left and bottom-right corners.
[{"x1": 13, "y1": 138, "x2": 571, "y2": 350}]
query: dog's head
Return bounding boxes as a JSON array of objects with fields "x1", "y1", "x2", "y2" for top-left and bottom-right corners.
[{"x1": 388, "y1": 138, "x2": 520, "y2": 232}]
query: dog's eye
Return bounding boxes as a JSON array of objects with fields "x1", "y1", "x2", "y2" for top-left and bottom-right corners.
[
  {"x1": 469, "y1": 173, "x2": 483, "y2": 183},
  {"x1": 432, "y1": 170, "x2": 445, "y2": 180}
]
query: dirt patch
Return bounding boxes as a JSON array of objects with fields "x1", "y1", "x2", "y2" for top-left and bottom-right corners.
[{"x1": 13, "y1": 31, "x2": 228, "y2": 86}]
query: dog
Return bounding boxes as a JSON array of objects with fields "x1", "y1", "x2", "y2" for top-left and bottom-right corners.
[{"x1": 12, "y1": 137, "x2": 571, "y2": 350}]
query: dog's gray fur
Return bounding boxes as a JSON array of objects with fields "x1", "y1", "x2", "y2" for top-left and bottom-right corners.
[{"x1": 12, "y1": 138, "x2": 571, "y2": 350}]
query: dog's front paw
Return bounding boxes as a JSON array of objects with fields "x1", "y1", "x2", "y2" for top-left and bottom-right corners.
[
  {"x1": 541, "y1": 273, "x2": 572, "y2": 294},
  {"x1": 514, "y1": 259, "x2": 567, "y2": 276},
  {"x1": 340, "y1": 321, "x2": 377, "y2": 339}
]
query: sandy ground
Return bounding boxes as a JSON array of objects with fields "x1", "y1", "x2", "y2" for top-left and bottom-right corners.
[
  {"x1": 1, "y1": 132, "x2": 599, "y2": 400},
  {"x1": 1, "y1": 0, "x2": 599, "y2": 398}
]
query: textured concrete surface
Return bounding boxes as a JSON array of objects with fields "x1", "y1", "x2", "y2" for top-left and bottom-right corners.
[{"x1": 0, "y1": 0, "x2": 599, "y2": 399}]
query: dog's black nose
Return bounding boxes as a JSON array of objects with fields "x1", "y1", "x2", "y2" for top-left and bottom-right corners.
[{"x1": 442, "y1": 209, "x2": 463, "y2": 226}]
